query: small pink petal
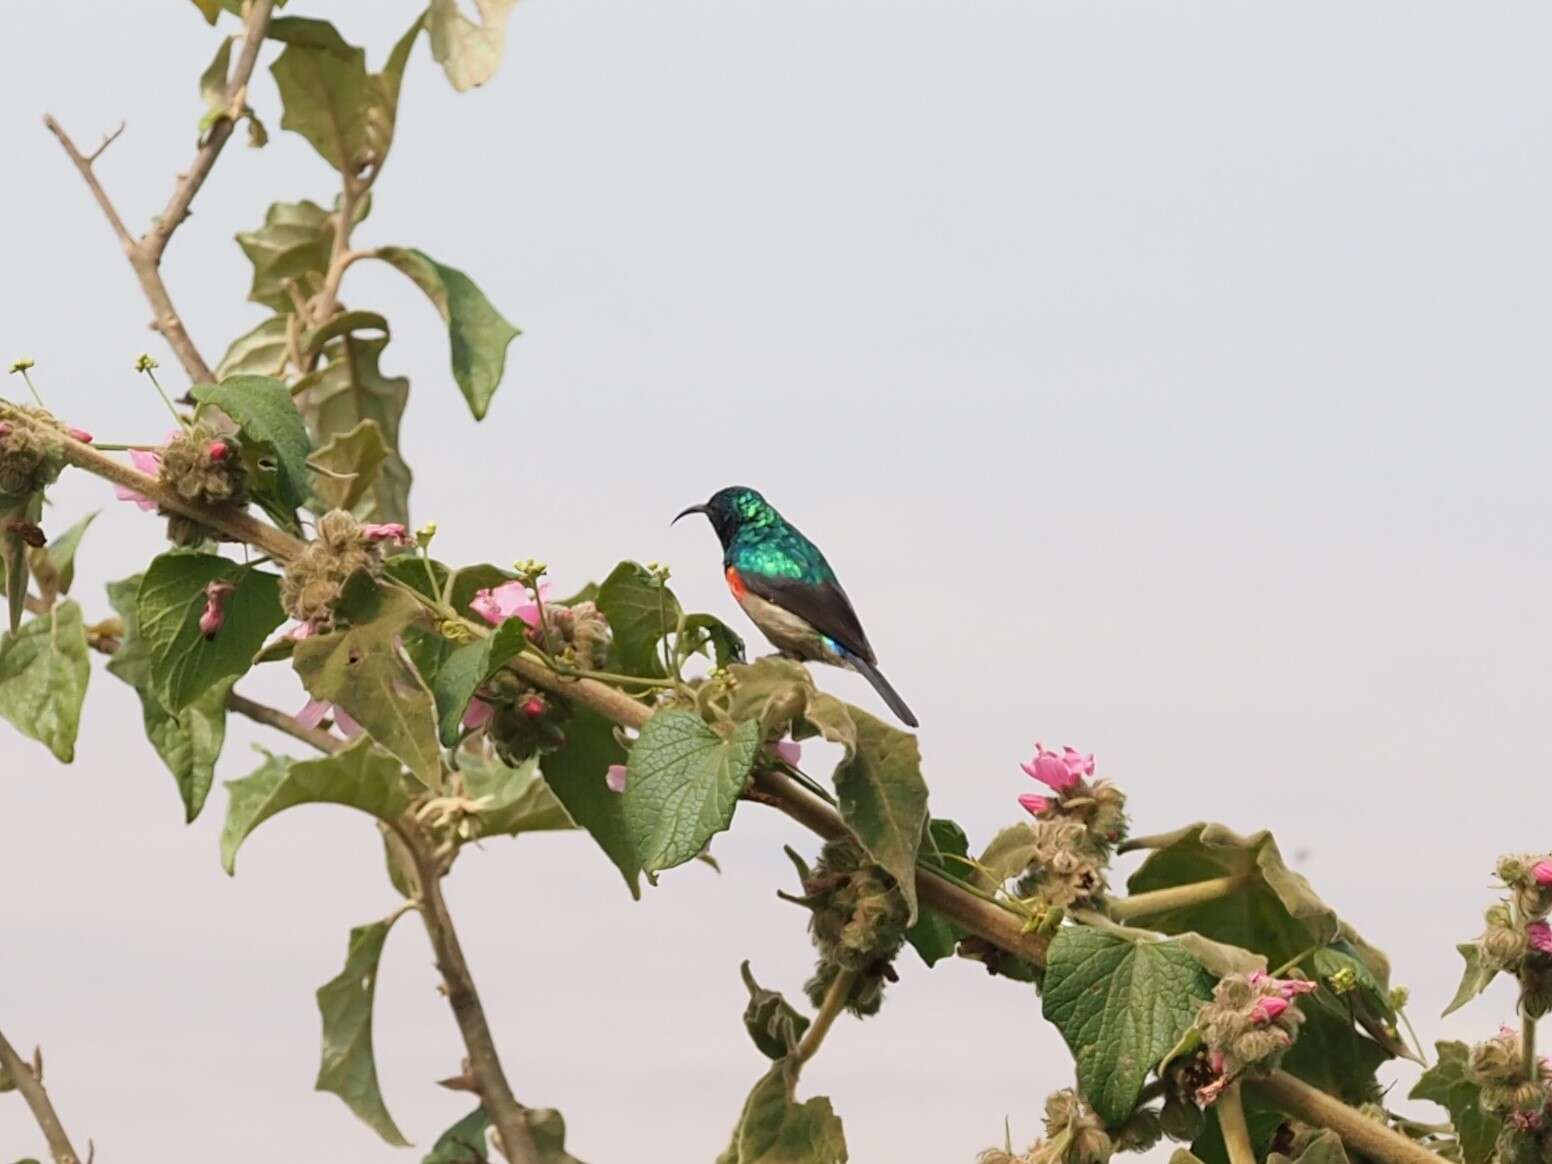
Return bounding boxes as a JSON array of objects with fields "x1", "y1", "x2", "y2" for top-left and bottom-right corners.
[
  {"x1": 1529, "y1": 920, "x2": 1552, "y2": 955},
  {"x1": 129, "y1": 448, "x2": 162, "y2": 474},
  {"x1": 67, "y1": 427, "x2": 93, "y2": 443},
  {"x1": 1533, "y1": 860, "x2": 1552, "y2": 887},
  {"x1": 296, "y1": 698, "x2": 329, "y2": 729},
  {"x1": 1250, "y1": 996, "x2": 1290, "y2": 1024},
  {"x1": 1061, "y1": 746, "x2": 1096, "y2": 777},
  {"x1": 1018, "y1": 792, "x2": 1051, "y2": 817},
  {"x1": 114, "y1": 484, "x2": 158, "y2": 512},
  {"x1": 286, "y1": 622, "x2": 316, "y2": 641},
  {"x1": 362, "y1": 522, "x2": 410, "y2": 545},
  {"x1": 334, "y1": 706, "x2": 363, "y2": 739},
  {"x1": 772, "y1": 739, "x2": 802, "y2": 766},
  {"x1": 1022, "y1": 747, "x2": 1081, "y2": 792},
  {"x1": 462, "y1": 699, "x2": 495, "y2": 731},
  {"x1": 605, "y1": 763, "x2": 628, "y2": 793},
  {"x1": 1277, "y1": 978, "x2": 1318, "y2": 998},
  {"x1": 472, "y1": 580, "x2": 550, "y2": 628}
]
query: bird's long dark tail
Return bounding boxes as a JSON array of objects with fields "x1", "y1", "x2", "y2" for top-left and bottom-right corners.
[{"x1": 847, "y1": 653, "x2": 919, "y2": 729}]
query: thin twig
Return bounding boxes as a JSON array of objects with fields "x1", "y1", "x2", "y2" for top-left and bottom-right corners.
[
  {"x1": 403, "y1": 829, "x2": 542, "y2": 1164},
  {"x1": 796, "y1": 968, "x2": 856, "y2": 1065},
  {"x1": 85, "y1": 121, "x2": 125, "y2": 164},
  {"x1": 43, "y1": 0, "x2": 276, "y2": 385},
  {"x1": 227, "y1": 693, "x2": 342, "y2": 754},
  {"x1": 0, "y1": 1026, "x2": 83, "y2": 1164}
]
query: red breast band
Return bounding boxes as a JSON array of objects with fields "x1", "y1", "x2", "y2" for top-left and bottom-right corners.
[{"x1": 725, "y1": 565, "x2": 747, "y2": 599}]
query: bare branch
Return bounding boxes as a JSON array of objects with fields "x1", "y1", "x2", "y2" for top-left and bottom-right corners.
[
  {"x1": 0, "y1": 1025, "x2": 84, "y2": 1164},
  {"x1": 143, "y1": 0, "x2": 276, "y2": 264},
  {"x1": 227, "y1": 693, "x2": 342, "y2": 755},
  {"x1": 41, "y1": 116, "x2": 135, "y2": 253},
  {"x1": 85, "y1": 121, "x2": 125, "y2": 164}
]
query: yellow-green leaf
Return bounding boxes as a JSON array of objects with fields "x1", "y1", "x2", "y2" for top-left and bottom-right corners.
[
  {"x1": 0, "y1": 602, "x2": 89, "y2": 763},
  {"x1": 315, "y1": 913, "x2": 409, "y2": 1145}
]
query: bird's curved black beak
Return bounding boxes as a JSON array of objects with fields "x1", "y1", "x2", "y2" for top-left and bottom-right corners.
[{"x1": 672, "y1": 503, "x2": 708, "y2": 526}]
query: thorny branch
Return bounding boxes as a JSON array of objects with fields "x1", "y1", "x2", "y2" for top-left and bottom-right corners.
[{"x1": 0, "y1": 1026, "x2": 84, "y2": 1164}]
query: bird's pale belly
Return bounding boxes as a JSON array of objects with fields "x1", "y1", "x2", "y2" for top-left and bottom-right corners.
[{"x1": 734, "y1": 589, "x2": 849, "y2": 667}]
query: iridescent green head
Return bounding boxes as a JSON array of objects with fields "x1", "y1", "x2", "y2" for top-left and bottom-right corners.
[{"x1": 673, "y1": 485, "x2": 776, "y2": 547}]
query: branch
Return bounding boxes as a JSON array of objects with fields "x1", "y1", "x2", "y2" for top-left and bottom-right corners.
[
  {"x1": 17, "y1": 431, "x2": 1448, "y2": 1164},
  {"x1": 144, "y1": 0, "x2": 275, "y2": 264},
  {"x1": 43, "y1": 0, "x2": 276, "y2": 385},
  {"x1": 404, "y1": 830, "x2": 542, "y2": 1164},
  {"x1": 226, "y1": 692, "x2": 341, "y2": 754},
  {"x1": 1253, "y1": 1072, "x2": 1451, "y2": 1164},
  {"x1": 0, "y1": 1027, "x2": 83, "y2": 1164}
]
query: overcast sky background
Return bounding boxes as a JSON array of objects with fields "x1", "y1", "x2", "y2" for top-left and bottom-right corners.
[{"x1": 3, "y1": 1, "x2": 1551, "y2": 1161}]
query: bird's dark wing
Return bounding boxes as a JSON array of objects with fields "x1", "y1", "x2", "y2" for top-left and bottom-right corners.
[{"x1": 738, "y1": 570, "x2": 876, "y2": 663}]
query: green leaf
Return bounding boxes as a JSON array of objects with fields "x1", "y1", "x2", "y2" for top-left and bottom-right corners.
[
  {"x1": 199, "y1": 35, "x2": 234, "y2": 128},
  {"x1": 904, "y1": 818, "x2": 970, "y2": 967},
  {"x1": 459, "y1": 752, "x2": 573, "y2": 836},
  {"x1": 1279, "y1": 987, "x2": 1390, "y2": 1101},
  {"x1": 138, "y1": 552, "x2": 285, "y2": 713},
  {"x1": 375, "y1": 246, "x2": 518, "y2": 420},
  {"x1": 220, "y1": 736, "x2": 416, "y2": 873},
  {"x1": 740, "y1": 962, "x2": 809, "y2": 1061},
  {"x1": 832, "y1": 706, "x2": 928, "y2": 924},
  {"x1": 717, "y1": 1056, "x2": 848, "y2": 1164},
  {"x1": 622, "y1": 709, "x2": 761, "y2": 874},
  {"x1": 540, "y1": 707, "x2": 640, "y2": 897},
  {"x1": 1410, "y1": 1041, "x2": 1498, "y2": 1164},
  {"x1": 594, "y1": 561, "x2": 679, "y2": 679},
  {"x1": 216, "y1": 316, "x2": 291, "y2": 378},
  {"x1": 1121, "y1": 822, "x2": 1340, "y2": 969},
  {"x1": 106, "y1": 575, "x2": 231, "y2": 822},
  {"x1": 296, "y1": 333, "x2": 411, "y2": 526},
  {"x1": 1, "y1": 493, "x2": 42, "y2": 633},
  {"x1": 681, "y1": 611, "x2": 746, "y2": 668},
  {"x1": 422, "y1": 1105, "x2": 585, "y2": 1164},
  {"x1": 431, "y1": 618, "x2": 530, "y2": 745},
  {"x1": 271, "y1": 30, "x2": 402, "y2": 176},
  {"x1": 28, "y1": 510, "x2": 96, "y2": 600},
  {"x1": 974, "y1": 822, "x2": 1039, "y2": 891},
  {"x1": 447, "y1": 563, "x2": 517, "y2": 617},
  {"x1": 293, "y1": 582, "x2": 442, "y2": 790},
  {"x1": 427, "y1": 0, "x2": 518, "y2": 92},
  {"x1": 0, "y1": 602, "x2": 90, "y2": 763},
  {"x1": 1444, "y1": 942, "x2": 1497, "y2": 1017},
  {"x1": 315, "y1": 912, "x2": 410, "y2": 1145},
  {"x1": 235, "y1": 200, "x2": 339, "y2": 313},
  {"x1": 1041, "y1": 926, "x2": 1213, "y2": 1125},
  {"x1": 1269, "y1": 1130, "x2": 1351, "y2": 1164},
  {"x1": 308, "y1": 418, "x2": 387, "y2": 513},
  {"x1": 192, "y1": 375, "x2": 313, "y2": 524}
]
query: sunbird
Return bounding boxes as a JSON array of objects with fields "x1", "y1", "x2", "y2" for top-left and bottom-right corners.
[{"x1": 673, "y1": 486, "x2": 919, "y2": 728}]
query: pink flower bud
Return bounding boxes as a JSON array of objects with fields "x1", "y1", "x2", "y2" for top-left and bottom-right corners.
[
  {"x1": 362, "y1": 522, "x2": 410, "y2": 545},
  {"x1": 771, "y1": 739, "x2": 802, "y2": 767},
  {"x1": 1018, "y1": 792, "x2": 1051, "y2": 817},
  {"x1": 1250, "y1": 996, "x2": 1290, "y2": 1024},
  {"x1": 462, "y1": 698, "x2": 494, "y2": 731},
  {"x1": 606, "y1": 764, "x2": 628, "y2": 793},
  {"x1": 1529, "y1": 920, "x2": 1552, "y2": 955},
  {"x1": 520, "y1": 696, "x2": 546, "y2": 718},
  {"x1": 1533, "y1": 860, "x2": 1552, "y2": 887},
  {"x1": 67, "y1": 427, "x2": 93, "y2": 443},
  {"x1": 207, "y1": 439, "x2": 230, "y2": 462},
  {"x1": 1020, "y1": 742, "x2": 1090, "y2": 792},
  {"x1": 0, "y1": 422, "x2": 11, "y2": 438},
  {"x1": 199, "y1": 580, "x2": 236, "y2": 640},
  {"x1": 1511, "y1": 1111, "x2": 1544, "y2": 1133}
]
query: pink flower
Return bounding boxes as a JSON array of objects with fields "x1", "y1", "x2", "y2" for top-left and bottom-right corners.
[
  {"x1": 362, "y1": 522, "x2": 410, "y2": 545},
  {"x1": 114, "y1": 447, "x2": 163, "y2": 512},
  {"x1": 1249, "y1": 972, "x2": 1316, "y2": 999},
  {"x1": 1511, "y1": 1111, "x2": 1544, "y2": 1133},
  {"x1": 67, "y1": 426, "x2": 93, "y2": 443},
  {"x1": 1018, "y1": 792, "x2": 1051, "y2": 817},
  {"x1": 605, "y1": 763, "x2": 628, "y2": 793},
  {"x1": 520, "y1": 695, "x2": 546, "y2": 718},
  {"x1": 770, "y1": 739, "x2": 802, "y2": 767},
  {"x1": 471, "y1": 580, "x2": 550, "y2": 628},
  {"x1": 1529, "y1": 921, "x2": 1552, "y2": 955},
  {"x1": 296, "y1": 698, "x2": 363, "y2": 739},
  {"x1": 462, "y1": 698, "x2": 494, "y2": 731},
  {"x1": 1533, "y1": 860, "x2": 1552, "y2": 887},
  {"x1": 199, "y1": 580, "x2": 235, "y2": 639},
  {"x1": 1020, "y1": 743, "x2": 1093, "y2": 792},
  {"x1": 1250, "y1": 996, "x2": 1290, "y2": 1024}
]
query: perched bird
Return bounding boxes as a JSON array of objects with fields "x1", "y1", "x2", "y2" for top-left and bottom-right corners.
[{"x1": 673, "y1": 486, "x2": 918, "y2": 728}]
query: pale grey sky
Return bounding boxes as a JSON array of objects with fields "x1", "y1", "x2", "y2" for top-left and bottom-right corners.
[{"x1": 3, "y1": 1, "x2": 1551, "y2": 1161}]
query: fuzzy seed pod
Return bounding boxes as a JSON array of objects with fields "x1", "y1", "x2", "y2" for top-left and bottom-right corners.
[
  {"x1": 1044, "y1": 1091, "x2": 1114, "y2": 1164},
  {"x1": 280, "y1": 510, "x2": 384, "y2": 631},
  {"x1": 1483, "y1": 923, "x2": 1530, "y2": 970},
  {"x1": 1501, "y1": 855, "x2": 1532, "y2": 885},
  {"x1": 798, "y1": 839, "x2": 910, "y2": 972},
  {"x1": 0, "y1": 408, "x2": 64, "y2": 496},
  {"x1": 1469, "y1": 1029, "x2": 1522, "y2": 1086},
  {"x1": 159, "y1": 424, "x2": 248, "y2": 508}
]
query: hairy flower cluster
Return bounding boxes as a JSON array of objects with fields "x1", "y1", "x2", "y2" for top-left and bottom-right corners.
[
  {"x1": 471, "y1": 579, "x2": 611, "y2": 671},
  {"x1": 1018, "y1": 743, "x2": 1128, "y2": 847},
  {"x1": 280, "y1": 510, "x2": 388, "y2": 631},
  {"x1": 477, "y1": 671, "x2": 571, "y2": 766},
  {"x1": 1195, "y1": 972, "x2": 1317, "y2": 1103},
  {"x1": 786, "y1": 839, "x2": 909, "y2": 1018},
  {"x1": 1477, "y1": 854, "x2": 1552, "y2": 992},
  {"x1": 1014, "y1": 819, "x2": 1110, "y2": 911},
  {"x1": 1466, "y1": 1027, "x2": 1552, "y2": 1161},
  {"x1": 976, "y1": 1090, "x2": 1159, "y2": 1164},
  {"x1": 0, "y1": 407, "x2": 65, "y2": 497}
]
